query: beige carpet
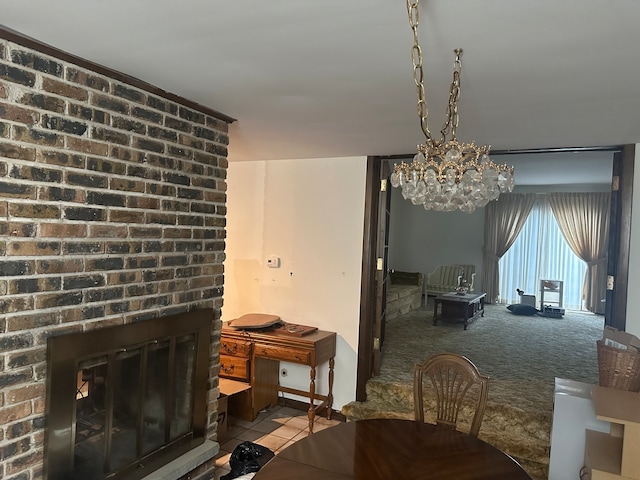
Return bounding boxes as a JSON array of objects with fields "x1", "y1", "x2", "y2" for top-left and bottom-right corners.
[
  {"x1": 342, "y1": 299, "x2": 604, "y2": 480},
  {"x1": 379, "y1": 300, "x2": 602, "y2": 417}
]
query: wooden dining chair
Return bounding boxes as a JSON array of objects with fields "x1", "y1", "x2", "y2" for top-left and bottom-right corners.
[{"x1": 413, "y1": 353, "x2": 490, "y2": 437}]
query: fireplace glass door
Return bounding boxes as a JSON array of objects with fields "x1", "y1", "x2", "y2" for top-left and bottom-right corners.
[
  {"x1": 73, "y1": 335, "x2": 196, "y2": 478},
  {"x1": 45, "y1": 310, "x2": 211, "y2": 480}
]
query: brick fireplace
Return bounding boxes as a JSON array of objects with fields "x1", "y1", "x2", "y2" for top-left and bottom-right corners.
[{"x1": 0, "y1": 27, "x2": 233, "y2": 480}]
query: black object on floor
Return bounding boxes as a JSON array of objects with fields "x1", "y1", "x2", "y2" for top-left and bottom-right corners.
[{"x1": 220, "y1": 441, "x2": 275, "y2": 480}]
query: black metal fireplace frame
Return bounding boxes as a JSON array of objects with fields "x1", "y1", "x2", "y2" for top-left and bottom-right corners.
[{"x1": 44, "y1": 309, "x2": 213, "y2": 480}]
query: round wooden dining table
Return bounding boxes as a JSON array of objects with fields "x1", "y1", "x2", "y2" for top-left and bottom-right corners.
[{"x1": 253, "y1": 418, "x2": 532, "y2": 479}]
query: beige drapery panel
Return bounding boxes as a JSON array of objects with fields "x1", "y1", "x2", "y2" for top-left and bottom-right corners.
[
  {"x1": 548, "y1": 192, "x2": 610, "y2": 314},
  {"x1": 481, "y1": 193, "x2": 536, "y2": 303}
]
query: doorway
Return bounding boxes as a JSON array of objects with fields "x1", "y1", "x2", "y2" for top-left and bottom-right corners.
[{"x1": 355, "y1": 145, "x2": 635, "y2": 401}]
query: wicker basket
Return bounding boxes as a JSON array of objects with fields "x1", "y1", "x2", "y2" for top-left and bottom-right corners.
[{"x1": 597, "y1": 340, "x2": 640, "y2": 392}]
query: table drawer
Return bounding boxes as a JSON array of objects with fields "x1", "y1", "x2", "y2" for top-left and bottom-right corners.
[
  {"x1": 255, "y1": 344, "x2": 311, "y2": 364},
  {"x1": 220, "y1": 354, "x2": 250, "y2": 381},
  {"x1": 221, "y1": 338, "x2": 252, "y2": 357}
]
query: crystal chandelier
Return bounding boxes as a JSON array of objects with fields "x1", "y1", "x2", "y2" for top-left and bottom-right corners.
[{"x1": 390, "y1": 0, "x2": 514, "y2": 213}]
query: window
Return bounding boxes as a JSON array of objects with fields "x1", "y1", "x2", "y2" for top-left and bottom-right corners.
[{"x1": 498, "y1": 196, "x2": 587, "y2": 310}]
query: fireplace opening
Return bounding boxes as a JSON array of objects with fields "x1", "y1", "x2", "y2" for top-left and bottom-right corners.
[{"x1": 45, "y1": 309, "x2": 213, "y2": 480}]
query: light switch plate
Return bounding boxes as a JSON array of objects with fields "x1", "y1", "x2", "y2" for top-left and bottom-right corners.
[{"x1": 266, "y1": 255, "x2": 280, "y2": 268}]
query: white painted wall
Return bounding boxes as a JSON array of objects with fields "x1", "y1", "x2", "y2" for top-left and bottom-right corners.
[
  {"x1": 223, "y1": 156, "x2": 368, "y2": 409},
  {"x1": 222, "y1": 161, "x2": 266, "y2": 315},
  {"x1": 388, "y1": 187, "x2": 485, "y2": 290}
]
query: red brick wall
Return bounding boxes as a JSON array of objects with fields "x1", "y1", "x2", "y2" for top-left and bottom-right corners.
[{"x1": 0, "y1": 31, "x2": 230, "y2": 480}]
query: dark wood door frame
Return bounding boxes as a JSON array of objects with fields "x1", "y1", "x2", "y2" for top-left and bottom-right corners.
[
  {"x1": 373, "y1": 160, "x2": 391, "y2": 376},
  {"x1": 356, "y1": 145, "x2": 634, "y2": 401},
  {"x1": 607, "y1": 144, "x2": 634, "y2": 329},
  {"x1": 356, "y1": 157, "x2": 382, "y2": 400}
]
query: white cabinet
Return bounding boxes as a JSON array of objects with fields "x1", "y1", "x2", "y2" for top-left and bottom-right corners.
[{"x1": 549, "y1": 378, "x2": 610, "y2": 480}]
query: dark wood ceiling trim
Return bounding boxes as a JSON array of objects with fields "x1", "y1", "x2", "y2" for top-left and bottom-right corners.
[{"x1": 0, "y1": 24, "x2": 236, "y2": 124}]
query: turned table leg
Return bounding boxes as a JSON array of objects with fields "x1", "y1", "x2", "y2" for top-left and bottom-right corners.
[
  {"x1": 327, "y1": 357, "x2": 334, "y2": 420},
  {"x1": 308, "y1": 366, "x2": 316, "y2": 433}
]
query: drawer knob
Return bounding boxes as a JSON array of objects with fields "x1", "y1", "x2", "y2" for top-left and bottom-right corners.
[{"x1": 221, "y1": 364, "x2": 235, "y2": 375}]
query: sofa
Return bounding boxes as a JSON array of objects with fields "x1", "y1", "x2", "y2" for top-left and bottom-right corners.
[
  {"x1": 426, "y1": 264, "x2": 476, "y2": 297},
  {"x1": 386, "y1": 270, "x2": 424, "y2": 321}
]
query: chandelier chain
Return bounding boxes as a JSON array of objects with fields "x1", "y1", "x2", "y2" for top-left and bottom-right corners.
[
  {"x1": 407, "y1": 0, "x2": 432, "y2": 142},
  {"x1": 441, "y1": 50, "x2": 462, "y2": 142}
]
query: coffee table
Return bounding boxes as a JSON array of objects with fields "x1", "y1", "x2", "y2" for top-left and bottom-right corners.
[{"x1": 433, "y1": 292, "x2": 486, "y2": 330}]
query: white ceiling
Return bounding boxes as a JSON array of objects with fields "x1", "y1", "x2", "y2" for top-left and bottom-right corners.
[{"x1": 0, "y1": 0, "x2": 636, "y2": 184}]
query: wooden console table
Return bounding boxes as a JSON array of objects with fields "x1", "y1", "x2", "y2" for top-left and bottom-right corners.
[
  {"x1": 220, "y1": 324, "x2": 336, "y2": 433},
  {"x1": 433, "y1": 292, "x2": 486, "y2": 330}
]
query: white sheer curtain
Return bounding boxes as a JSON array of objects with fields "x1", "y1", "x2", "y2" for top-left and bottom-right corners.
[
  {"x1": 481, "y1": 193, "x2": 536, "y2": 304},
  {"x1": 498, "y1": 196, "x2": 588, "y2": 310}
]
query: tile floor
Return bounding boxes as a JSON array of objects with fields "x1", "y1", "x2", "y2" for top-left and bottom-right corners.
[{"x1": 214, "y1": 406, "x2": 342, "y2": 479}]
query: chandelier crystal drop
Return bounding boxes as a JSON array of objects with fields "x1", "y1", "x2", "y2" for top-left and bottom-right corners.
[{"x1": 391, "y1": 1, "x2": 514, "y2": 213}]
